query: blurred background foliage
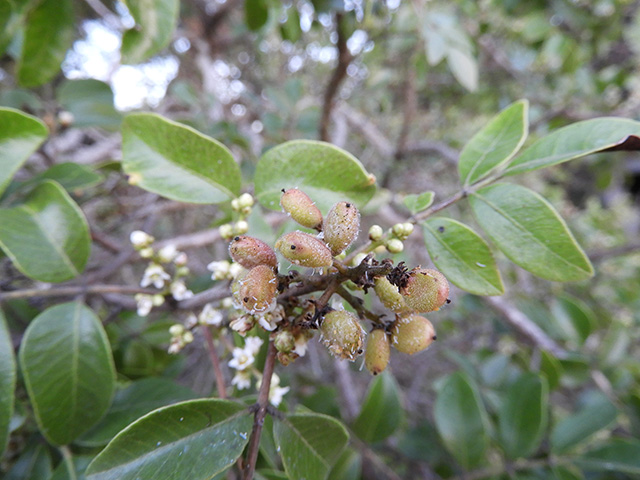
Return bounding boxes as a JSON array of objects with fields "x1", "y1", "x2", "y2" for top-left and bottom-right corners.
[{"x1": 1, "y1": 0, "x2": 640, "y2": 479}]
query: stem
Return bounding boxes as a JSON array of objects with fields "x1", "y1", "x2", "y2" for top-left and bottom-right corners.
[
  {"x1": 243, "y1": 340, "x2": 277, "y2": 480},
  {"x1": 336, "y1": 285, "x2": 382, "y2": 324},
  {"x1": 0, "y1": 284, "x2": 157, "y2": 303},
  {"x1": 59, "y1": 445, "x2": 76, "y2": 479},
  {"x1": 411, "y1": 189, "x2": 467, "y2": 224},
  {"x1": 201, "y1": 326, "x2": 227, "y2": 399}
]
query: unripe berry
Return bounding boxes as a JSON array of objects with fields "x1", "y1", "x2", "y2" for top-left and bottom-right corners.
[
  {"x1": 365, "y1": 328, "x2": 391, "y2": 375},
  {"x1": 401, "y1": 268, "x2": 450, "y2": 313},
  {"x1": 368, "y1": 225, "x2": 384, "y2": 241},
  {"x1": 274, "y1": 330, "x2": 296, "y2": 353},
  {"x1": 391, "y1": 313, "x2": 436, "y2": 355},
  {"x1": 373, "y1": 276, "x2": 411, "y2": 313},
  {"x1": 386, "y1": 239, "x2": 404, "y2": 253},
  {"x1": 320, "y1": 310, "x2": 365, "y2": 361},
  {"x1": 228, "y1": 235, "x2": 277, "y2": 270},
  {"x1": 275, "y1": 231, "x2": 333, "y2": 268},
  {"x1": 323, "y1": 201, "x2": 360, "y2": 255},
  {"x1": 238, "y1": 193, "x2": 254, "y2": 209},
  {"x1": 233, "y1": 221, "x2": 249, "y2": 235},
  {"x1": 280, "y1": 188, "x2": 323, "y2": 230},
  {"x1": 219, "y1": 224, "x2": 234, "y2": 239},
  {"x1": 234, "y1": 265, "x2": 278, "y2": 314}
]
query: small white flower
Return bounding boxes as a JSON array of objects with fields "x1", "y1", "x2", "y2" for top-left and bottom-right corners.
[
  {"x1": 168, "y1": 341, "x2": 182, "y2": 354},
  {"x1": 169, "y1": 324, "x2": 185, "y2": 337},
  {"x1": 269, "y1": 385, "x2": 290, "y2": 407},
  {"x1": 229, "y1": 315, "x2": 254, "y2": 335},
  {"x1": 184, "y1": 313, "x2": 198, "y2": 329},
  {"x1": 170, "y1": 280, "x2": 193, "y2": 301},
  {"x1": 257, "y1": 314, "x2": 278, "y2": 331},
  {"x1": 141, "y1": 263, "x2": 171, "y2": 289},
  {"x1": 174, "y1": 252, "x2": 188, "y2": 266},
  {"x1": 244, "y1": 336, "x2": 264, "y2": 355},
  {"x1": 207, "y1": 260, "x2": 231, "y2": 280},
  {"x1": 231, "y1": 370, "x2": 252, "y2": 390},
  {"x1": 221, "y1": 297, "x2": 234, "y2": 309},
  {"x1": 157, "y1": 244, "x2": 178, "y2": 263},
  {"x1": 228, "y1": 262, "x2": 245, "y2": 279},
  {"x1": 199, "y1": 304, "x2": 223, "y2": 326},
  {"x1": 139, "y1": 247, "x2": 154, "y2": 258},
  {"x1": 228, "y1": 347, "x2": 255, "y2": 371},
  {"x1": 135, "y1": 294, "x2": 154, "y2": 317},
  {"x1": 130, "y1": 230, "x2": 154, "y2": 248},
  {"x1": 293, "y1": 335, "x2": 309, "y2": 357}
]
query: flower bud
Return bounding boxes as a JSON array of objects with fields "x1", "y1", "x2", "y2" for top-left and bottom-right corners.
[
  {"x1": 368, "y1": 225, "x2": 384, "y2": 241},
  {"x1": 234, "y1": 221, "x2": 249, "y2": 235},
  {"x1": 228, "y1": 235, "x2": 277, "y2": 270},
  {"x1": 391, "y1": 313, "x2": 436, "y2": 355},
  {"x1": 234, "y1": 265, "x2": 278, "y2": 314},
  {"x1": 373, "y1": 276, "x2": 411, "y2": 313},
  {"x1": 323, "y1": 202, "x2": 360, "y2": 255},
  {"x1": 320, "y1": 310, "x2": 365, "y2": 361},
  {"x1": 401, "y1": 268, "x2": 449, "y2": 313},
  {"x1": 274, "y1": 330, "x2": 296, "y2": 353},
  {"x1": 238, "y1": 193, "x2": 254, "y2": 209},
  {"x1": 365, "y1": 328, "x2": 391, "y2": 375},
  {"x1": 219, "y1": 224, "x2": 234, "y2": 239},
  {"x1": 275, "y1": 231, "x2": 333, "y2": 268},
  {"x1": 280, "y1": 188, "x2": 323, "y2": 230},
  {"x1": 386, "y1": 239, "x2": 404, "y2": 253}
]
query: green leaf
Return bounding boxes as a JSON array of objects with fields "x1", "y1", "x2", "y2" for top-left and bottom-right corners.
[
  {"x1": 86, "y1": 399, "x2": 253, "y2": 480},
  {"x1": 458, "y1": 100, "x2": 528, "y2": 186},
  {"x1": 17, "y1": 0, "x2": 74, "y2": 87},
  {"x1": 122, "y1": 113, "x2": 241, "y2": 203},
  {"x1": 423, "y1": 217, "x2": 504, "y2": 296},
  {"x1": 0, "y1": 180, "x2": 91, "y2": 283},
  {"x1": 78, "y1": 378, "x2": 198, "y2": 447},
  {"x1": 0, "y1": 309, "x2": 16, "y2": 457},
  {"x1": 403, "y1": 191, "x2": 434, "y2": 214},
  {"x1": 49, "y1": 454, "x2": 94, "y2": 480},
  {"x1": 57, "y1": 79, "x2": 122, "y2": 129},
  {"x1": 19, "y1": 302, "x2": 116, "y2": 445},
  {"x1": 0, "y1": 0, "x2": 35, "y2": 57},
  {"x1": 447, "y1": 48, "x2": 478, "y2": 92},
  {"x1": 273, "y1": 412, "x2": 349, "y2": 480},
  {"x1": 0, "y1": 107, "x2": 48, "y2": 196},
  {"x1": 254, "y1": 140, "x2": 376, "y2": 213},
  {"x1": 121, "y1": 0, "x2": 180, "y2": 64},
  {"x1": 280, "y1": 6, "x2": 302, "y2": 42},
  {"x1": 245, "y1": 0, "x2": 269, "y2": 31},
  {"x1": 498, "y1": 373, "x2": 548, "y2": 459},
  {"x1": 328, "y1": 448, "x2": 361, "y2": 480},
  {"x1": 550, "y1": 393, "x2": 618, "y2": 454},
  {"x1": 352, "y1": 372, "x2": 403, "y2": 443},
  {"x1": 4, "y1": 442, "x2": 52, "y2": 480},
  {"x1": 505, "y1": 117, "x2": 640, "y2": 175},
  {"x1": 540, "y1": 350, "x2": 563, "y2": 390},
  {"x1": 576, "y1": 438, "x2": 640, "y2": 475},
  {"x1": 469, "y1": 183, "x2": 593, "y2": 282},
  {"x1": 434, "y1": 372, "x2": 488, "y2": 470},
  {"x1": 550, "y1": 295, "x2": 596, "y2": 345},
  {"x1": 27, "y1": 163, "x2": 104, "y2": 193}
]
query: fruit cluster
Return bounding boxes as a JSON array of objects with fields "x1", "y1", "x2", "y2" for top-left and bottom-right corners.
[{"x1": 219, "y1": 188, "x2": 450, "y2": 375}]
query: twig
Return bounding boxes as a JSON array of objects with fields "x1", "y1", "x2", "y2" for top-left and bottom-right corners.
[
  {"x1": 588, "y1": 241, "x2": 640, "y2": 262},
  {"x1": 201, "y1": 326, "x2": 227, "y2": 399},
  {"x1": 0, "y1": 284, "x2": 157, "y2": 303}
]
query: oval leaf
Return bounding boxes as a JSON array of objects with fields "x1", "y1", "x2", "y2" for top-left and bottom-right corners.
[
  {"x1": 469, "y1": 183, "x2": 593, "y2": 282},
  {"x1": 505, "y1": 117, "x2": 640, "y2": 175},
  {"x1": 459, "y1": 100, "x2": 528, "y2": 186},
  {"x1": 423, "y1": 217, "x2": 504, "y2": 296},
  {"x1": 17, "y1": 0, "x2": 74, "y2": 87},
  {"x1": 0, "y1": 180, "x2": 91, "y2": 282},
  {"x1": 0, "y1": 309, "x2": 16, "y2": 457},
  {"x1": 403, "y1": 191, "x2": 434, "y2": 214},
  {"x1": 273, "y1": 412, "x2": 349, "y2": 480},
  {"x1": 19, "y1": 302, "x2": 116, "y2": 445},
  {"x1": 254, "y1": 140, "x2": 376, "y2": 212},
  {"x1": 121, "y1": 0, "x2": 180, "y2": 64},
  {"x1": 434, "y1": 372, "x2": 489, "y2": 470},
  {"x1": 86, "y1": 399, "x2": 253, "y2": 480},
  {"x1": 0, "y1": 107, "x2": 48, "y2": 196},
  {"x1": 577, "y1": 438, "x2": 640, "y2": 475},
  {"x1": 352, "y1": 372, "x2": 403, "y2": 443},
  {"x1": 122, "y1": 113, "x2": 241, "y2": 203},
  {"x1": 245, "y1": 0, "x2": 269, "y2": 31},
  {"x1": 498, "y1": 373, "x2": 548, "y2": 459},
  {"x1": 78, "y1": 378, "x2": 198, "y2": 447},
  {"x1": 57, "y1": 79, "x2": 121, "y2": 129}
]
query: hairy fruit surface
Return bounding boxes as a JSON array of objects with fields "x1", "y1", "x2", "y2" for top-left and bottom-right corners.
[
  {"x1": 275, "y1": 231, "x2": 333, "y2": 268},
  {"x1": 391, "y1": 313, "x2": 436, "y2": 355},
  {"x1": 228, "y1": 235, "x2": 277, "y2": 269},
  {"x1": 320, "y1": 310, "x2": 365, "y2": 361},
  {"x1": 365, "y1": 328, "x2": 391, "y2": 375},
  {"x1": 401, "y1": 268, "x2": 449, "y2": 313},
  {"x1": 374, "y1": 276, "x2": 411, "y2": 313},
  {"x1": 280, "y1": 188, "x2": 323, "y2": 230},
  {"x1": 323, "y1": 201, "x2": 360, "y2": 255},
  {"x1": 234, "y1": 264, "x2": 278, "y2": 314}
]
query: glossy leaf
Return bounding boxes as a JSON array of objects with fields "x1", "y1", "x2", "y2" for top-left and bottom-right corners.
[
  {"x1": 27, "y1": 163, "x2": 104, "y2": 193},
  {"x1": 86, "y1": 399, "x2": 253, "y2": 480},
  {"x1": 245, "y1": 0, "x2": 269, "y2": 31},
  {"x1": 254, "y1": 140, "x2": 376, "y2": 213},
  {"x1": 0, "y1": 107, "x2": 48, "y2": 196},
  {"x1": 0, "y1": 309, "x2": 16, "y2": 457},
  {"x1": 434, "y1": 372, "x2": 488, "y2": 470},
  {"x1": 458, "y1": 100, "x2": 528, "y2": 186},
  {"x1": 423, "y1": 217, "x2": 504, "y2": 296},
  {"x1": 57, "y1": 79, "x2": 121, "y2": 129},
  {"x1": 121, "y1": 0, "x2": 180, "y2": 64},
  {"x1": 122, "y1": 113, "x2": 241, "y2": 203},
  {"x1": 328, "y1": 448, "x2": 361, "y2": 480},
  {"x1": 352, "y1": 372, "x2": 403, "y2": 443},
  {"x1": 403, "y1": 191, "x2": 434, "y2": 214},
  {"x1": 79, "y1": 378, "x2": 198, "y2": 447},
  {"x1": 469, "y1": 183, "x2": 593, "y2": 282},
  {"x1": 17, "y1": 0, "x2": 74, "y2": 87},
  {"x1": 498, "y1": 373, "x2": 548, "y2": 459},
  {"x1": 577, "y1": 438, "x2": 640, "y2": 475},
  {"x1": 505, "y1": 117, "x2": 640, "y2": 175},
  {"x1": 550, "y1": 393, "x2": 618, "y2": 453},
  {"x1": 273, "y1": 412, "x2": 349, "y2": 480},
  {"x1": 0, "y1": 180, "x2": 91, "y2": 282},
  {"x1": 19, "y1": 302, "x2": 116, "y2": 445}
]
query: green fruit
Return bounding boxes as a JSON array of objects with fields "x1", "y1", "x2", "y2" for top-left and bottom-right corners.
[
  {"x1": 374, "y1": 276, "x2": 411, "y2": 313},
  {"x1": 323, "y1": 201, "x2": 360, "y2": 255},
  {"x1": 280, "y1": 188, "x2": 323, "y2": 230},
  {"x1": 401, "y1": 268, "x2": 449, "y2": 313},
  {"x1": 391, "y1": 313, "x2": 436, "y2": 355},
  {"x1": 321, "y1": 310, "x2": 365, "y2": 361},
  {"x1": 365, "y1": 328, "x2": 391, "y2": 375},
  {"x1": 275, "y1": 231, "x2": 333, "y2": 268},
  {"x1": 228, "y1": 235, "x2": 277, "y2": 269},
  {"x1": 234, "y1": 264, "x2": 278, "y2": 314}
]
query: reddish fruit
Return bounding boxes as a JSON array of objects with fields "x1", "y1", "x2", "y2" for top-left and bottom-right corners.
[
  {"x1": 233, "y1": 265, "x2": 278, "y2": 314},
  {"x1": 275, "y1": 231, "x2": 333, "y2": 268},
  {"x1": 228, "y1": 235, "x2": 277, "y2": 269}
]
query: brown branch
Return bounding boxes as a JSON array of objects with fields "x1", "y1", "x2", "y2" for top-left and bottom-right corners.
[
  {"x1": 588, "y1": 241, "x2": 640, "y2": 262},
  {"x1": 320, "y1": 13, "x2": 355, "y2": 142},
  {"x1": 201, "y1": 326, "x2": 227, "y2": 399},
  {"x1": 0, "y1": 284, "x2": 157, "y2": 303}
]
